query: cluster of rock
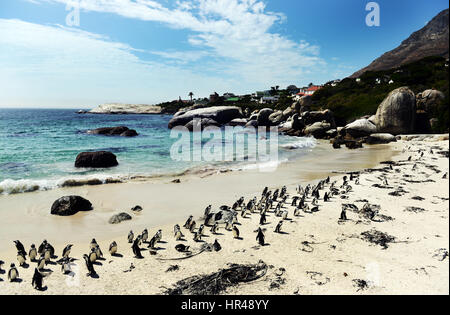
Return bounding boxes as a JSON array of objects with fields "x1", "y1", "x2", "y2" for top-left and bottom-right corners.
[
  {"x1": 166, "y1": 86, "x2": 445, "y2": 150},
  {"x1": 87, "y1": 126, "x2": 138, "y2": 137},
  {"x1": 51, "y1": 195, "x2": 93, "y2": 216}
]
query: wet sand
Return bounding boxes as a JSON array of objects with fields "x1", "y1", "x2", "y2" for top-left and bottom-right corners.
[{"x1": 0, "y1": 138, "x2": 448, "y2": 295}]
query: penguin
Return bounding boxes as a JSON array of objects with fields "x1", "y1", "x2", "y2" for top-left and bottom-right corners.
[
  {"x1": 62, "y1": 244, "x2": 73, "y2": 259},
  {"x1": 281, "y1": 210, "x2": 288, "y2": 220},
  {"x1": 291, "y1": 196, "x2": 299, "y2": 207},
  {"x1": 225, "y1": 220, "x2": 233, "y2": 231},
  {"x1": 294, "y1": 207, "x2": 300, "y2": 217},
  {"x1": 193, "y1": 231, "x2": 202, "y2": 242},
  {"x1": 155, "y1": 229, "x2": 162, "y2": 242},
  {"x1": 262, "y1": 186, "x2": 268, "y2": 196},
  {"x1": 213, "y1": 239, "x2": 222, "y2": 252},
  {"x1": 132, "y1": 238, "x2": 143, "y2": 259},
  {"x1": 324, "y1": 192, "x2": 329, "y2": 202},
  {"x1": 60, "y1": 257, "x2": 72, "y2": 275},
  {"x1": 31, "y1": 268, "x2": 44, "y2": 290},
  {"x1": 175, "y1": 229, "x2": 184, "y2": 241},
  {"x1": 175, "y1": 244, "x2": 190, "y2": 253},
  {"x1": 256, "y1": 228, "x2": 265, "y2": 246},
  {"x1": 0, "y1": 260, "x2": 4, "y2": 272},
  {"x1": 43, "y1": 245, "x2": 52, "y2": 263},
  {"x1": 274, "y1": 221, "x2": 283, "y2": 233},
  {"x1": 88, "y1": 247, "x2": 97, "y2": 263},
  {"x1": 183, "y1": 215, "x2": 193, "y2": 229},
  {"x1": 210, "y1": 222, "x2": 219, "y2": 235},
  {"x1": 198, "y1": 224, "x2": 205, "y2": 236},
  {"x1": 29, "y1": 244, "x2": 37, "y2": 262},
  {"x1": 128, "y1": 230, "x2": 134, "y2": 244},
  {"x1": 90, "y1": 239, "x2": 98, "y2": 250},
  {"x1": 232, "y1": 225, "x2": 240, "y2": 239},
  {"x1": 147, "y1": 236, "x2": 157, "y2": 249},
  {"x1": 310, "y1": 206, "x2": 319, "y2": 213},
  {"x1": 17, "y1": 251, "x2": 26, "y2": 267},
  {"x1": 189, "y1": 220, "x2": 196, "y2": 233},
  {"x1": 83, "y1": 254, "x2": 96, "y2": 277},
  {"x1": 109, "y1": 241, "x2": 118, "y2": 256},
  {"x1": 8, "y1": 263, "x2": 19, "y2": 282},
  {"x1": 141, "y1": 229, "x2": 149, "y2": 243},
  {"x1": 173, "y1": 224, "x2": 181, "y2": 235},
  {"x1": 259, "y1": 212, "x2": 267, "y2": 225},
  {"x1": 37, "y1": 256, "x2": 46, "y2": 271},
  {"x1": 340, "y1": 207, "x2": 348, "y2": 221},
  {"x1": 443, "y1": 172, "x2": 448, "y2": 179},
  {"x1": 14, "y1": 240, "x2": 26, "y2": 257},
  {"x1": 94, "y1": 244, "x2": 103, "y2": 259},
  {"x1": 204, "y1": 205, "x2": 212, "y2": 218}
]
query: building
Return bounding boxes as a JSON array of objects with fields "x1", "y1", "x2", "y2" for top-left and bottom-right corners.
[
  {"x1": 304, "y1": 85, "x2": 322, "y2": 95},
  {"x1": 259, "y1": 95, "x2": 280, "y2": 104}
]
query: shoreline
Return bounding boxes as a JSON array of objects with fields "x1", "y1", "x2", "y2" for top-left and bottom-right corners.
[{"x1": 0, "y1": 137, "x2": 448, "y2": 294}]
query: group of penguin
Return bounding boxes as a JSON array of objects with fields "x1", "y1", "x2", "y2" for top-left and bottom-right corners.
[{"x1": 1, "y1": 172, "x2": 360, "y2": 291}]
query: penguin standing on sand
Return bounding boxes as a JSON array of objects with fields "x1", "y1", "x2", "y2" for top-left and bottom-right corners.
[
  {"x1": 32, "y1": 268, "x2": 44, "y2": 290},
  {"x1": 198, "y1": 225, "x2": 205, "y2": 236},
  {"x1": 0, "y1": 260, "x2": 4, "y2": 272},
  {"x1": 62, "y1": 244, "x2": 73, "y2": 259},
  {"x1": 90, "y1": 239, "x2": 98, "y2": 250},
  {"x1": 175, "y1": 228, "x2": 184, "y2": 241},
  {"x1": 147, "y1": 236, "x2": 157, "y2": 250},
  {"x1": 232, "y1": 225, "x2": 240, "y2": 239},
  {"x1": 37, "y1": 257, "x2": 46, "y2": 271},
  {"x1": 94, "y1": 244, "x2": 103, "y2": 260},
  {"x1": 29, "y1": 244, "x2": 37, "y2": 262},
  {"x1": 213, "y1": 239, "x2": 222, "y2": 252},
  {"x1": 88, "y1": 247, "x2": 97, "y2": 263},
  {"x1": 193, "y1": 231, "x2": 202, "y2": 242},
  {"x1": 141, "y1": 229, "x2": 149, "y2": 243},
  {"x1": 132, "y1": 238, "x2": 143, "y2": 258},
  {"x1": 189, "y1": 220, "x2": 197, "y2": 233},
  {"x1": 43, "y1": 245, "x2": 52, "y2": 263},
  {"x1": 184, "y1": 216, "x2": 193, "y2": 229},
  {"x1": 17, "y1": 251, "x2": 26, "y2": 267},
  {"x1": 340, "y1": 206, "x2": 348, "y2": 221},
  {"x1": 274, "y1": 221, "x2": 283, "y2": 233},
  {"x1": 256, "y1": 228, "x2": 265, "y2": 246},
  {"x1": 260, "y1": 212, "x2": 267, "y2": 225},
  {"x1": 210, "y1": 222, "x2": 219, "y2": 235},
  {"x1": 109, "y1": 242, "x2": 118, "y2": 255},
  {"x1": 8, "y1": 263, "x2": 19, "y2": 282},
  {"x1": 155, "y1": 229, "x2": 163, "y2": 243},
  {"x1": 204, "y1": 205, "x2": 212, "y2": 218},
  {"x1": 128, "y1": 230, "x2": 134, "y2": 243},
  {"x1": 14, "y1": 241, "x2": 26, "y2": 257},
  {"x1": 60, "y1": 257, "x2": 72, "y2": 274},
  {"x1": 83, "y1": 254, "x2": 96, "y2": 277}
]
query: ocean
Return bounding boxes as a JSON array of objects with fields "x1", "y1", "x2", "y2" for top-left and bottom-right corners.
[{"x1": 0, "y1": 108, "x2": 316, "y2": 195}]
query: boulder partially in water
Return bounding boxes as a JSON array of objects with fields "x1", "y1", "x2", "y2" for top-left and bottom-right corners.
[
  {"x1": 109, "y1": 212, "x2": 132, "y2": 224},
  {"x1": 168, "y1": 106, "x2": 243, "y2": 129},
  {"x1": 75, "y1": 151, "x2": 118, "y2": 168},
  {"x1": 87, "y1": 126, "x2": 138, "y2": 137},
  {"x1": 51, "y1": 195, "x2": 92, "y2": 216}
]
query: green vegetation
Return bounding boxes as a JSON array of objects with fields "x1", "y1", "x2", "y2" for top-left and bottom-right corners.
[{"x1": 312, "y1": 56, "x2": 449, "y2": 131}]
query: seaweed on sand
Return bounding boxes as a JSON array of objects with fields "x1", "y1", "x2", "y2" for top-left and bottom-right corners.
[
  {"x1": 360, "y1": 229, "x2": 396, "y2": 249},
  {"x1": 164, "y1": 261, "x2": 268, "y2": 295}
]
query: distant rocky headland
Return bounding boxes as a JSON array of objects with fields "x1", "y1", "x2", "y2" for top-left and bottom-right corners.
[{"x1": 86, "y1": 103, "x2": 163, "y2": 115}]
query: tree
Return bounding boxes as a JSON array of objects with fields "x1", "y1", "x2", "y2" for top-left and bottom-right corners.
[{"x1": 188, "y1": 92, "x2": 194, "y2": 102}]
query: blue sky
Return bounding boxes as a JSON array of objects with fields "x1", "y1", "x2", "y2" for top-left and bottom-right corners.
[{"x1": 0, "y1": 0, "x2": 448, "y2": 108}]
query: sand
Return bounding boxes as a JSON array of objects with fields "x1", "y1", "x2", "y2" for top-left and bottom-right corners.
[{"x1": 0, "y1": 137, "x2": 448, "y2": 295}]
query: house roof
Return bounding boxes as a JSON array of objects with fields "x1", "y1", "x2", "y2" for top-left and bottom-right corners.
[{"x1": 306, "y1": 86, "x2": 321, "y2": 91}]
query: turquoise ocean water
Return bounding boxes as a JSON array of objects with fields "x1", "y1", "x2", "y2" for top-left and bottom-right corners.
[{"x1": 0, "y1": 109, "x2": 316, "y2": 194}]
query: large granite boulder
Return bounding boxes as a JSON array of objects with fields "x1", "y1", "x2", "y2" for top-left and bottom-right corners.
[
  {"x1": 301, "y1": 110, "x2": 335, "y2": 128},
  {"x1": 185, "y1": 118, "x2": 220, "y2": 131},
  {"x1": 227, "y1": 118, "x2": 248, "y2": 127},
  {"x1": 75, "y1": 151, "x2": 118, "y2": 168},
  {"x1": 51, "y1": 196, "x2": 92, "y2": 216},
  {"x1": 268, "y1": 110, "x2": 284, "y2": 125},
  {"x1": 366, "y1": 133, "x2": 397, "y2": 144},
  {"x1": 343, "y1": 118, "x2": 378, "y2": 138},
  {"x1": 373, "y1": 87, "x2": 416, "y2": 135},
  {"x1": 257, "y1": 108, "x2": 274, "y2": 126},
  {"x1": 88, "y1": 126, "x2": 138, "y2": 137},
  {"x1": 304, "y1": 122, "x2": 332, "y2": 138},
  {"x1": 245, "y1": 120, "x2": 258, "y2": 129},
  {"x1": 291, "y1": 114, "x2": 305, "y2": 131},
  {"x1": 293, "y1": 96, "x2": 312, "y2": 112},
  {"x1": 416, "y1": 89, "x2": 445, "y2": 112},
  {"x1": 109, "y1": 212, "x2": 132, "y2": 224},
  {"x1": 168, "y1": 106, "x2": 243, "y2": 129}
]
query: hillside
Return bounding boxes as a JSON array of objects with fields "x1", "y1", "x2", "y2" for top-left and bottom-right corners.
[
  {"x1": 312, "y1": 56, "x2": 449, "y2": 131},
  {"x1": 351, "y1": 8, "x2": 449, "y2": 78}
]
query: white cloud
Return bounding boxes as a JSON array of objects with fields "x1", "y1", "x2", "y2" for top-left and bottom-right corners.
[{"x1": 1, "y1": 0, "x2": 327, "y2": 107}]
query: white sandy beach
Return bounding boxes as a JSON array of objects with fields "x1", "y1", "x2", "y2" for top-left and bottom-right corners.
[{"x1": 0, "y1": 137, "x2": 448, "y2": 295}]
